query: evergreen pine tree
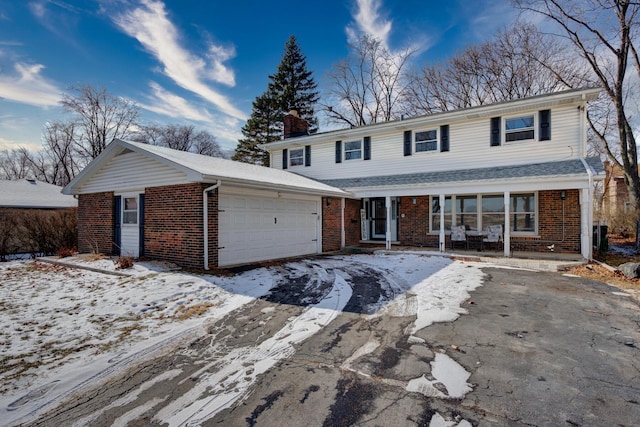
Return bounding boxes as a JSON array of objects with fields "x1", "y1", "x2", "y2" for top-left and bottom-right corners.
[
  {"x1": 234, "y1": 35, "x2": 319, "y2": 165},
  {"x1": 269, "y1": 35, "x2": 319, "y2": 132},
  {"x1": 232, "y1": 91, "x2": 278, "y2": 166}
]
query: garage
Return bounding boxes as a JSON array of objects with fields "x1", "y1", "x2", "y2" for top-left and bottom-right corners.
[{"x1": 218, "y1": 188, "x2": 321, "y2": 266}]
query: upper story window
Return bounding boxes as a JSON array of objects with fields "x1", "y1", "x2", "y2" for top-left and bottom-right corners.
[
  {"x1": 491, "y1": 111, "x2": 549, "y2": 146},
  {"x1": 123, "y1": 196, "x2": 138, "y2": 225},
  {"x1": 344, "y1": 140, "x2": 362, "y2": 160},
  {"x1": 415, "y1": 130, "x2": 437, "y2": 152},
  {"x1": 505, "y1": 115, "x2": 535, "y2": 142},
  {"x1": 290, "y1": 148, "x2": 304, "y2": 166}
]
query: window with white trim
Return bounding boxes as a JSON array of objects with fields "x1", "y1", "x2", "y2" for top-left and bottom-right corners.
[
  {"x1": 290, "y1": 148, "x2": 304, "y2": 166},
  {"x1": 415, "y1": 130, "x2": 437, "y2": 152},
  {"x1": 430, "y1": 196, "x2": 452, "y2": 231},
  {"x1": 344, "y1": 140, "x2": 362, "y2": 160},
  {"x1": 511, "y1": 193, "x2": 536, "y2": 232},
  {"x1": 429, "y1": 193, "x2": 537, "y2": 234},
  {"x1": 505, "y1": 115, "x2": 535, "y2": 142},
  {"x1": 123, "y1": 196, "x2": 138, "y2": 225}
]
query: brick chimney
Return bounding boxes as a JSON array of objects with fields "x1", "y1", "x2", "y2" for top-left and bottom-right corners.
[{"x1": 283, "y1": 109, "x2": 309, "y2": 139}]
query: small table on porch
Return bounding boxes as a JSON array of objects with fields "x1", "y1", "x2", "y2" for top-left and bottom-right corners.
[{"x1": 466, "y1": 231, "x2": 487, "y2": 251}]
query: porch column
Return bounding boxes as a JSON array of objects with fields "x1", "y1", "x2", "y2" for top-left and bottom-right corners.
[
  {"x1": 439, "y1": 194, "x2": 446, "y2": 252},
  {"x1": 503, "y1": 191, "x2": 510, "y2": 257},
  {"x1": 580, "y1": 188, "x2": 591, "y2": 259},
  {"x1": 385, "y1": 196, "x2": 392, "y2": 250}
]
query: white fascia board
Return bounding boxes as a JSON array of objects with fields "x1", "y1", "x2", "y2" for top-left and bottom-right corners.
[
  {"x1": 348, "y1": 175, "x2": 590, "y2": 198},
  {"x1": 264, "y1": 87, "x2": 602, "y2": 151},
  {"x1": 201, "y1": 176, "x2": 352, "y2": 198}
]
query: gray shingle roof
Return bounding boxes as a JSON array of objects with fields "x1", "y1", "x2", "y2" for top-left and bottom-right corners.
[{"x1": 319, "y1": 157, "x2": 603, "y2": 189}]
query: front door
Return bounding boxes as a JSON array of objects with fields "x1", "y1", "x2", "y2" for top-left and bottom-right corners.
[{"x1": 371, "y1": 198, "x2": 386, "y2": 239}]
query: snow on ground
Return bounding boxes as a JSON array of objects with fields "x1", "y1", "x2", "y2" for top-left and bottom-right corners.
[{"x1": 0, "y1": 253, "x2": 487, "y2": 426}]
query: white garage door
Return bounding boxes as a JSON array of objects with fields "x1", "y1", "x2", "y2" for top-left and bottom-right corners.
[{"x1": 218, "y1": 191, "x2": 321, "y2": 266}]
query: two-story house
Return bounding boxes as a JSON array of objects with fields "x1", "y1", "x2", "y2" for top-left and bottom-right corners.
[
  {"x1": 64, "y1": 87, "x2": 603, "y2": 270},
  {"x1": 264, "y1": 87, "x2": 604, "y2": 260}
]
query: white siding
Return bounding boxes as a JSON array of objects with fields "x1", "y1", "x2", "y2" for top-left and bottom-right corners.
[
  {"x1": 275, "y1": 104, "x2": 583, "y2": 181},
  {"x1": 80, "y1": 151, "x2": 188, "y2": 193}
]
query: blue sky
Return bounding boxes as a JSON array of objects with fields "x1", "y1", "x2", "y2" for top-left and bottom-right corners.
[{"x1": 0, "y1": 0, "x2": 519, "y2": 152}]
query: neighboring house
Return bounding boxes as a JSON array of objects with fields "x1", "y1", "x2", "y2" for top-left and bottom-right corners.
[
  {"x1": 0, "y1": 179, "x2": 77, "y2": 210},
  {"x1": 264, "y1": 87, "x2": 605, "y2": 260},
  {"x1": 62, "y1": 140, "x2": 348, "y2": 269},
  {"x1": 601, "y1": 160, "x2": 635, "y2": 217}
]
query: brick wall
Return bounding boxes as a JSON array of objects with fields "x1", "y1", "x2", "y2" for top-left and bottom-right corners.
[
  {"x1": 144, "y1": 183, "x2": 218, "y2": 270},
  {"x1": 344, "y1": 199, "x2": 361, "y2": 246},
  {"x1": 322, "y1": 197, "x2": 362, "y2": 251},
  {"x1": 511, "y1": 189, "x2": 581, "y2": 253},
  {"x1": 322, "y1": 197, "x2": 341, "y2": 252},
  {"x1": 78, "y1": 192, "x2": 114, "y2": 254},
  {"x1": 394, "y1": 191, "x2": 582, "y2": 254}
]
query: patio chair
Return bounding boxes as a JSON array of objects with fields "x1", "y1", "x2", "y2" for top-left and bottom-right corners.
[
  {"x1": 482, "y1": 225, "x2": 503, "y2": 251},
  {"x1": 450, "y1": 225, "x2": 468, "y2": 250}
]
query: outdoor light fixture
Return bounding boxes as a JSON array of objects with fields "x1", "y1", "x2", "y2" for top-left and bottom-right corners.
[
  {"x1": 560, "y1": 191, "x2": 566, "y2": 201},
  {"x1": 412, "y1": 197, "x2": 417, "y2": 204},
  {"x1": 326, "y1": 198, "x2": 332, "y2": 206}
]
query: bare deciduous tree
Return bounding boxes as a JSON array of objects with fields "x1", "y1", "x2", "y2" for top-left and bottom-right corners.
[
  {"x1": 323, "y1": 34, "x2": 414, "y2": 127},
  {"x1": 403, "y1": 22, "x2": 580, "y2": 115},
  {"x1": 514, "y1": 0, "x2": 640, "y2": 205},
  {"x1": 0, "y1": 149, "x2": 31, "y2": 180},
  {"x1": 133, "y1": 124, "x2": 224, "y2": 157},
  {"x1": 61, "y1": 84, "x2": 140, "y2": 162}
]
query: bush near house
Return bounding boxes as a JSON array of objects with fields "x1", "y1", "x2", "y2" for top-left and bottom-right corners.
[{"x1": 0, "y1": 208, "x2": 77, "y2": 260}]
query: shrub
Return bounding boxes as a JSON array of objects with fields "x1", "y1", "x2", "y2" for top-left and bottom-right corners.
[
  {"x1": 57, "y1": 247, "x2": 76, "y2": 258},
  {"x1": 607, "y1": 206, "x2": 640, "y2": 238},
  {"x1": 114, "y1": 256, "x2": 134, "y2": 270}
]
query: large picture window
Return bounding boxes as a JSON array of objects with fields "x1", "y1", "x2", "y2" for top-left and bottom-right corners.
[
  {"x1": 431, "y1": 196, "x2": 452, "y2": 231},
  {"x1": 430, "y1": 193, "x2": 536, "y2": 234},
  {"x1": 511, "y1": 193, "x2": 536, "y2": 232}
]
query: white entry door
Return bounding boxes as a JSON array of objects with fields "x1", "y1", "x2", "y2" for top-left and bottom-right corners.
[
  {"x1": 119, "y1": 193, "x2": 141, "y2": 257},
  {"x1": 218, "y1": 191, "x2": 320, "y2": 267}
]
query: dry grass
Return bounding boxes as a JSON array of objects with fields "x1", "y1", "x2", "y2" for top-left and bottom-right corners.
[
  {"x1": 567, "y1": 234, "x2": 640, "y2": 298},
  {"x1": 174, "y1": 303, "x2": 213, "y2": 320}
]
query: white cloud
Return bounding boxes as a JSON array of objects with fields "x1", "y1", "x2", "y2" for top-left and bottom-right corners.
[
  {"x1": 113, "y1": 0, "x2": 246, "y2": 121},
  {"x1": 346, "y1": 0, "x2": 392, "y2": 47},
  {"x1": 139, "y1": 81, "x2": 213, "y2": 122},
  {"x1": 0, "y1": 62, "x2": 61, "y2": 107},
  {"x1": 0, "y1": 136, "x2": 42, "y2": 151}
]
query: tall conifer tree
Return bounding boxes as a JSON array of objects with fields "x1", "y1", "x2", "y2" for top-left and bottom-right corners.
[
  {"x1": 234, "y1": 35, "x2": 318, "y2": 165},
  {"x1": 269, "y1": 35, "x2": 319, "y2": 132},
  {"x1": 232, "y1": 91, "x2": 278, "y2": 166}
]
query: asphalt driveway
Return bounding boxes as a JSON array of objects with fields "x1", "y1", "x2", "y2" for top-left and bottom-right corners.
[{"x1": 27, "y1": 256, "x2": 640, "y2": 426}]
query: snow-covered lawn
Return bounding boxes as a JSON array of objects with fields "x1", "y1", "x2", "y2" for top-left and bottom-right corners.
[{"x1": 0, "y1": 253, "x2": 487, "y2": 426}]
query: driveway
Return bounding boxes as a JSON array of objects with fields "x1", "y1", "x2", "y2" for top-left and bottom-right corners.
[{"x1": 19, "y1": 255, "x2": 640, "y2": 426}]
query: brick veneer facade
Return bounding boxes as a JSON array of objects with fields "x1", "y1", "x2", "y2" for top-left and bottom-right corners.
[
  {"x1": 395, "y1": 190, "x2": 582, "y2": 254},
  {"x1": 77, "y1": 183, "x2": 218, "y2": 269},
  {"x1": 77, "y1": 191, "x2": 115, "y2": 254},
  {"x1": 144, "y1": 183, "x2": 218, "y2": 270},
  {"x1": 321, "y1": 197, "x2": 361, "y2": 251}
]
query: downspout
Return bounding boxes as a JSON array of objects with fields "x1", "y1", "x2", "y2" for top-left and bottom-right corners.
[
  {"x1": 203, "y1": 180, "x2": 221, "y2": 270},
  {"x1": 579, "y1": 102, "x2": 594, "y2": 260}
]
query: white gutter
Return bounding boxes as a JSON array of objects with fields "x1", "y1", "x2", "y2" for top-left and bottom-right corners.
[
  {"x1": 203, "y1": 180, "x2": 221, "y2": 270},
  {"x1": 579, "y1": 101, "x2": 594, "y2": 260}
]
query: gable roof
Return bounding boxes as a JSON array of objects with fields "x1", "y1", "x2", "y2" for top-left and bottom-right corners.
[
  {"x1": 0, "y1": 179, "x2": 77, "y2": 209},
  {"x1": 319, "y1": 157, "x2": 604, "y2": 190},
  {"x1": 62, "y1": 139, "x2": 349, "y2": 197}
]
